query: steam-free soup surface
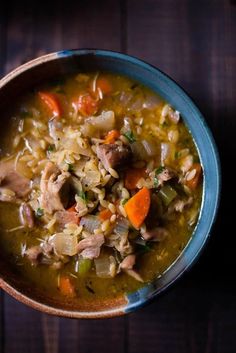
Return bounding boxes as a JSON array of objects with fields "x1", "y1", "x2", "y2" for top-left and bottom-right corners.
[{"x1": 0, "y1": 72, "x2": 202, "y2": 301}]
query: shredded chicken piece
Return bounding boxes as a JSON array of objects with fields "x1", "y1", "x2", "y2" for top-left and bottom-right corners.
[
  {"x1": 77, "y1": 234, "x2": 104, "y2": 259},
  {"x1": 40, "y1": 162, "x2": 70, "y2": 214},
  {"x1": 55, "y1": 210, "x2": 79, "y2": 231},
  {"x1": 0, "y1": 160, "x2": 31, "y2": 200},
  {"x1": 119, "y1": 254, "x2": 143, "y2": 282},
  {"x1": 157, "y1": 168, "x2": 174, "y2": 185}
]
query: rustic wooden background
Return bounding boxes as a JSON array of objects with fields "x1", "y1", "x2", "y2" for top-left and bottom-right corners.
[{"x1": 0, "y1": 0, "x2": 235, "y2": 352}]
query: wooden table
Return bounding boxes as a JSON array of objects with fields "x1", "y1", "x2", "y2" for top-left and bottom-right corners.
[{"x1": 0, "y1": 1, "x2": 235, "y2": 352}]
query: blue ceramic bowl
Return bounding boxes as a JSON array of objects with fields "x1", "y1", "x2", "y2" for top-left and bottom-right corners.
[{"x1": 0, "y1": 49, "x2": 221, "y2": 318}]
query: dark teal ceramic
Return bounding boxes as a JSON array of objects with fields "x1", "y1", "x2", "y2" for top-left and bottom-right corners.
[{"x1": 0, "y1": 50, "x2": 221, "y2": 318}]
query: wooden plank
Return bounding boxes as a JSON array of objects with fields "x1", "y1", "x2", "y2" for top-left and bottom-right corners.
[{"x1": 4, "y1": 295, "x2": 44, "y2": 353}]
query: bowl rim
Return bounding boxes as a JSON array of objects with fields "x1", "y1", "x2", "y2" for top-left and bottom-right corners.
[{"x1": 0, "y1": 49, "x2": 221, "y2": 318}]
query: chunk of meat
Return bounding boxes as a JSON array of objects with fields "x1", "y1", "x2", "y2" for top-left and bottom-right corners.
[
  {"x1": 119, "y1": 254, "x2": 143, "y2": 282},
  {"x1": 19, "y1": 203, "x2": 34, "y2": 228},
  {"x1": 142, "y1": 227, "x2": 169, "y2": 242},
  {"x1": 25, "y1": 246, "x2": 42, "y2": 265},
  {"x1": 114, "y1": 233, "x2": 133, "y2": 257},
  {"x1": 0, "y1": 160, "x2": 31, "y2": 200},
  {"x1": 77, "y1": 234, "x2": 104, "y2": 259},
  {"x1": 40, "y1": 162, "x2": 70, "y2": 214},
  {"x1": 55, "y1": 210, "x2": 79, "y2": 231},
  {"x1": 119, "y1": 254, "x2": 136, "y2": 271},
  {"x1": 96, "y1": 143, "x2": 131, "y2": 171}
]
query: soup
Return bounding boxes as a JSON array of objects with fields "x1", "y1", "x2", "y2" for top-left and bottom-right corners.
[{"x1": 0, "y1": 72, "x2": 202, "y2": 301}]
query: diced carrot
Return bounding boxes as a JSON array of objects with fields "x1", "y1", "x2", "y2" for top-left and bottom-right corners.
[
  {"x1": 99, "y1": 208, "x2": 113, "y2": 221},
  {"x1": 66, "y1": 204, "x2": 80, "y2": 224},
  {"x1": 75, "y1": 94, "x2": 99, "y2": 116},
  {"x1": 90, "y1": 76, "x2": 113, "y2": 97},
  {"x1": 103, "y1": 130, "x2": 120, "y2": 144},
  {"x1": 96, "y1": 77, "x2": 113, "y2": 95},
  {"x1": 59, "y1": 276, "x2": 76, "y2": 297},
  {"x1": 125, "y1": 168, "x2": 146, "y2": 190},
  {"x1": 185, "y1": 163, "x2": 202, "y2": 190},
  {"x1": 38, "y1": 91, "x2": 62, "y2": 117},
  {"x1": 124, "y1": 187, "x2": 151, "y2": 229}
]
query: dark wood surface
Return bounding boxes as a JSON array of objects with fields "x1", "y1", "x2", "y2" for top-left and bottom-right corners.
[{"x1": 0, "y1": 0, "x2": 235, "y2": 352}]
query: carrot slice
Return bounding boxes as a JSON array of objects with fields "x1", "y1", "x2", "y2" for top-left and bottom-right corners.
[
  {"x1": 59, "y1": 276, "x2": 76, "y2": 297},
  {"x1": 90, "y1": 76, "x2": 113, "y2": 97},
  {"x1": 185, "y1": 163, "x2": 202, "y2": 190},
  {"x1": 76, "y1": 94, "x2": 99, "y2": 116},
  {"x1": 99, "y1": 208, "x2": 113, "y2": 221},
  {"x1": 125, "y1": 168, "x2": 146, "y2": 190},
  {"x1": 96, "y1": 77, "x2": 113, "y2": 95},
  {"x1": 104, "y1": 130, "x2": 120, "y2": 144},
  {"x1": 38, "y1": 91, "x2": 62, "y2": 117},
  {"x1": 124, "y1": 187, "x2": 151, "y2": 229}
]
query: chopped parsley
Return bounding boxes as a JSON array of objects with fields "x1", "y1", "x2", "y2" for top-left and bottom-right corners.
[
  {"x1": 154, "y1": 166, "x2": 165, "y2": 187},
  {"x1": 136, "y1": 242, "x2": 152, "y2": 254},
  {"x1": 67, "y1": 163, "x2": 74, "y2": 172},
  {"x1": 123, "y1": 130, "x2": 136, "y2": 143},
  {"x1": 122, "y1": 198, "x2": 129, "y2": 205},
  {"x1": 175, "y1": 151, "x2": 179, "y2": 160},
  {"x1": 47, "y1": 144, "x2": 55, "y2": 153},
  {"x1": 35, "y1": 208, "x2": 44, "y2": 218},
  {"x1": 78, "y1": 190, "x2": 88, "y2": 202}
]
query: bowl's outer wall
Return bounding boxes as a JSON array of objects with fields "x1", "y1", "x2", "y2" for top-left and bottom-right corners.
[{"x1": 0, "y1": 49, "x2": 221, "y2": 317}]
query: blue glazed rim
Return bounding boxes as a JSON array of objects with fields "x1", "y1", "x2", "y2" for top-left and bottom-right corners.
[{"x1": 0, "y1": 49, "x2": 221, "y2": 318}]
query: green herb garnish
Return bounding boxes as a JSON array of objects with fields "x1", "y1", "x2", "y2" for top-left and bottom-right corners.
[
  {"x1": 20, "y1": 111, "x2": 31, "y2": 119},
  {"x1": 47, "y1": 144, "x2": 55, "y2": 153},
  {"x1": 154, "y1": 166, "x2": 165, "y2": 187},
  {"x1": 35, "y1": 208, "x2": 44, "y2": 218},
  {"x1": 136, "y1": 242, "x2": 152, "y2": 254},
  {"x1": 174, "y1": 151, "x2": 179, "y2": 160},
  {"x1": 78, "y1": 190, "x2": 87, "y2": 202},
  {"x1": 123, "y1": 130, "x2": 136, "y2": 143},
  {"x1": 67, "y1": 163, "x2": 74, "y2": 172},
  {"x1": 122, "y1": 198, "x2": 129, "y2": 205}
]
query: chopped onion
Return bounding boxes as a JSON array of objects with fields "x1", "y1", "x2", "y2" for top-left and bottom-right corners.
[
  {"x1": 82, "y1": 171, "x2": 100, "y2": 188},
  {"x1": 94, "y1": 256, "x2": 117, "y2": 278},
  {"x1": 161, "y1": 143, "x2": 175, "y2": 164},
  {"x1": 142, "y1": 139, "x2": 158, "y2": 157},
  {"x1": 142, "y1": 94, "x2": 161, "y2": 109},
  {"x1": 50, "y1": 233, "x2": 78, "y2": 256},
  {"x1": 114, "y1": 217, "x2": 130, "y2": 236},
  {"x1": 87, "y1": 111, "x2": 115, "y2": 132},
  {"x1": 80, "y1": 215, "x2": 101, "y2": 233}
]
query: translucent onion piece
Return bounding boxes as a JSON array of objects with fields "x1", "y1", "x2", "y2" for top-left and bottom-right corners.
[
  {"x1": 50, "y1": 233, "x2": 78, "y2": 256},
  {"x1": 80, "y1": 215, "x2": 101, "y2": 233},
  {"x1": 82, "y1": 171, "x2": 100, "y2": 188},
  {"x1": 94, "y1": 256, "x2": 117, "y2": 278},
  {"x1": 131, "y1": 141, "x2": 148, "y2": 160},
  {"x1": 114, "y1": 217, "x2": 130, "y2": 236},
  {"x1": 142, "y1": 139, "x2": 157, "y2": 157},
  {"x1": 88, "y1": 111, "x2": 115, "y2": 131}
]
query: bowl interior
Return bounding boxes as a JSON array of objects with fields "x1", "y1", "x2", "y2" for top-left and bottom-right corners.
[{"x1": 0, "y1": 50, "x2": 220, "y2": 317}]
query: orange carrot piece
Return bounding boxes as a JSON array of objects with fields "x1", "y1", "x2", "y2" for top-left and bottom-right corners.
[
  {"x1": 125, "y1": 168, "x2": 146, "y2": 190},
  {"x1": 185, "y1": 163, "x2": 202, "y2": 190},
  {"x1": 76, "y1": 94, "x2": 99, "y2": 116},
  {"x1": 124, "y1": 187, "x2": 151, "y2": 229},
  {"x1": 99, "y1": 208, "x2": 113, "y2": 221},
  {"x1": 38, "y1": 91, "x2": 62, "y2": 117},
  {"x1": 96, "y1": 77, "x2": 113, "y2": 95},
  {"x1": 104, "y1": 130, "x2": 120, "y2": 144},
  {"x1": 59, "y1": 276, "x2": 76, "y2": 297}
]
